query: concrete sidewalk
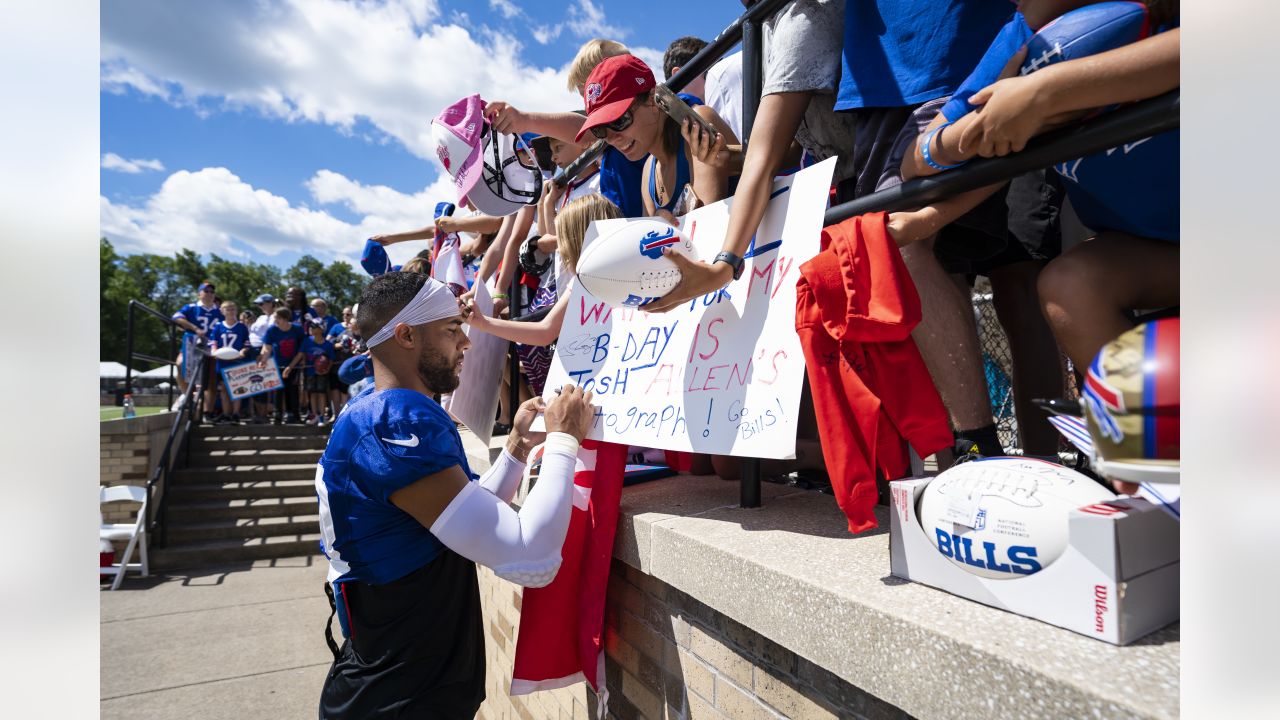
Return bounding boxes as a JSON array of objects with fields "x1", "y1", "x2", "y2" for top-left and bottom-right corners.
[{"x1": 100, "y1": 556, "x2": 331, "y2": 720}]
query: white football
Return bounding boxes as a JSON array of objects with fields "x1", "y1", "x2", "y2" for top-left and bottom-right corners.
[
  {"x1": 575, "y1": 218, "x2": 697, "y2": 309},
  {"x1": 211, "y1": 347, "x2": 243, "y2": 361},
  {"x1": 917, "y1": 457, "x2": 1116, "y2": 579}
]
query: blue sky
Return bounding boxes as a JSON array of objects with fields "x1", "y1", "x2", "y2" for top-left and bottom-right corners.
[{"x1": 100, "y1": 0, "x2": 743, "y2": 269}]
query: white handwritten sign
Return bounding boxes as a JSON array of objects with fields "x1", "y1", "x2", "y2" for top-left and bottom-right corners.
[
  {"x1": 220, "y1": 356, "x2": 284, "y2": 400},
  {"x1": 541, "y1": 158, "x2": 836, "y2": 459},
  {"x1": 442, "y1": 280, "x2": 506, "y2": 445}
]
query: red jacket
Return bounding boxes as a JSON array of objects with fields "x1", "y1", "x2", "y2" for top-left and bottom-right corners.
[{"x1": 796, "y1": 212, "x2": 952, "y2": 532}]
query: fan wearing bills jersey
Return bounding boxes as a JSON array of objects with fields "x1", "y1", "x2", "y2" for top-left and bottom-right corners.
[{"x1": 316, "y1": 272, "x2": 595, "y2": 719}]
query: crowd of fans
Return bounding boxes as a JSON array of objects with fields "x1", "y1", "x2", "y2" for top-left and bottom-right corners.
[
  {"x1": 170, "y1": 283, "x2": 361, "y2": 426},
  {"x1": 361, "y1": 0, "x2": 1179, "y2": 479},
  {"x1": 168, "y1": 0, "x2": 1179, "y2": 479}
]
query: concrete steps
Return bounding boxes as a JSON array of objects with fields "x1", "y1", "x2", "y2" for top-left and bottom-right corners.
[
  {"x1": 153, "y1": 423, "x2": 329, "y2": 569},
  {"x1": 150, "y1": 534, "x2": 323, "y2": 571}
]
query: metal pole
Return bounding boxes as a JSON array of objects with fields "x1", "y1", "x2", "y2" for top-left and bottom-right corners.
[
  {"x1": 124, "y1": 302, "x2": 136, "y2": 396},
  {"x1": 167, "y1": 325, "x2": 176, "y2": 408},
  {"x1": 739, "y1": 0, "x2": 764, "y2": 510}
]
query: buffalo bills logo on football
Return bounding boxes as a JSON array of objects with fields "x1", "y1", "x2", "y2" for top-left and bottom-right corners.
[
  {"x1": 638, "y1": 227, "x2": 680, "y2": 260},
  {"x1": 585, "y1": 82, "x2": 603, "y2": 104}
]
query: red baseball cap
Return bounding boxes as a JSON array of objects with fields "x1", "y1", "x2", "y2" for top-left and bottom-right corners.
[{"x1": 575, "y1": 54, "x2": 656, "y2": 142}]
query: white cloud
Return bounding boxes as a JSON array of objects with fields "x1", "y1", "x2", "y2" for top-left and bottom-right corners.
[
  {"x1": 101, "y1": 167, "x2": 446, "y2": 267},
  {"x1": 101, "y1": 153, "x2": 165, "y2": 173},
  {"x1": 100, "y1": 0, "x2": 581, "y2": 160},
  {"x1": 531, "y1": 24, "x2": 563, "y2": 45},
  {"x1": 565, "y1": 0, "x2": 626, "y2": 40},
  {"x1": 488, "y1": 0, "x2": 523, "y2": 20}
]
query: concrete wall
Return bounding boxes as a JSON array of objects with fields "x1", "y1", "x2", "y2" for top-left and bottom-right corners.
[{"x1": 475, "y1": 560, "x2": 897, "y2": 720}]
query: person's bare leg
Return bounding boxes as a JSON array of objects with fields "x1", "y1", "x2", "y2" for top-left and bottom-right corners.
[
  {"x1": 1038, "y1": 232, "x2": 1179, "y2": 370},
  {"x1": 900, "y1": 235, "x2": 994, "y2": 436},
  {"x1": 989, "y1": 260, "x2": 1065, "y2": 456}
]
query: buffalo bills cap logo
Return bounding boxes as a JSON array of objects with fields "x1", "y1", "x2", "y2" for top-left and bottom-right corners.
[
  {"x1": 638, "y1": 226, "x2": 680, "y2": 259},
  {"x1": 585, "y1": 82, "x2": 603, "y2": 104}
]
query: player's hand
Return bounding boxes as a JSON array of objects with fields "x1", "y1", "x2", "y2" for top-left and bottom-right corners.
[
  {"x1": 510, "y1": 397, "x2": 548, "y2": 453},
  {"x1": 492, "y1": 296, "x2": 509, "y2": 318},
  {"x1": 484, "y1": 100, "x2": 528, "y2": 135},
  {"x1": 683, "y1": 118, "x2": 729, "y2": 168},
  {"x1": 369, "y1": 234, "x2": 392, "y2": 245},
  {"x1": 434, "y1": 216, "x2": 459, "y2": 234},
  {"x1": 544, "y1": 384, "x2": 595, "y2": 442},
  {"x1": 642, "y1": 248, "x2": 733, "y2": 314},
  {"x1": 196, "y1": 328, "x2": 207, "y2": 338}
]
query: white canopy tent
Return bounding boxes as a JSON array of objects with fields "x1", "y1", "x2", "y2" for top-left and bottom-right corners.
[
  {"x1": 137, "y1": 365, "x2": 178, "y2": 379},
  {"x1": 99, "y1": 362, "x2": 130, "y2": 378}
]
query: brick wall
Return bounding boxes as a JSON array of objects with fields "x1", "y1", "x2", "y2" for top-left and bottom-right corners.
[
  {"x1": 475, "y1": 559, "x2": 904, "y2": 720},
  {"x1": 99, "y1": 412, "x2": 184, "y2": 552}
]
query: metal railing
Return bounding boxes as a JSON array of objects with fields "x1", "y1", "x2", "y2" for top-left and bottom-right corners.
[
  {"x1": 123, "y1": 299, "x2": 207, "y2": 547},
  {"x1": 538, "y1": 0, "x2": 1179, "y2": 508}
]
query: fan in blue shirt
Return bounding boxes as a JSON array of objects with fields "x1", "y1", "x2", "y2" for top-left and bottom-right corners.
[
  {"x1": 210, "y1": 301, "x2": 251, "y2": 422},
  {"x1": 893, "y1": 0, "x2": 1180, "y2": 382}
]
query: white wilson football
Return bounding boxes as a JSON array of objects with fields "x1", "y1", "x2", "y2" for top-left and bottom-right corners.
[
  {"x1": 575, "y1": 218, "x2": 698, "y2": 309},
  {"x1": 917, "y1": 457, "x2": 1116, "y2": 579},
  {"x1": 211, "y1": 347, "x2": 243, "y2": 361}
]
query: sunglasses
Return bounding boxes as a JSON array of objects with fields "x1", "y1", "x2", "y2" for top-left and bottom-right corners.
[{"x1": 589, "y1": 94, "x2": 647, "y2": 139}]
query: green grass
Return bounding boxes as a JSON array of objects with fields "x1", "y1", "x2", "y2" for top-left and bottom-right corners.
[{"x1": 100, "y1": 406, "x2": 170, "y2": 422}]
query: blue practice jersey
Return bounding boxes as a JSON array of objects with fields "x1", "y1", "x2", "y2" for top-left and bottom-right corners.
[
  {"x1": 316, "y1": 388, "x2": 477, "y2": 586},
  {"x1": 599, "y1": 146, "x2": 645, "y2": 218},
  {"x1": 300, "y1": 337, "x2": 335, "y2": 377},
  {"x1": 173, "y1": 302, "x2": 225, "y2": 338},
  {"x1": 940, "y1": 13, "x2": 1179, "y2": 241},
  {"x1": 211, "y1": 321, "x2": 251, "y2": 369}
]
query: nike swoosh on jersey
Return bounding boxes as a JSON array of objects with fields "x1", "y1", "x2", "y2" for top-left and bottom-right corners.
[{"x1": 381, "y1": 434, "x2": 420, "y2": 447}]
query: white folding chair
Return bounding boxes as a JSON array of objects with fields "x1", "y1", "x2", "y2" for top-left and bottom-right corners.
[{"x1": 100, "y1": 485, "x2": 149, "y2": 591}]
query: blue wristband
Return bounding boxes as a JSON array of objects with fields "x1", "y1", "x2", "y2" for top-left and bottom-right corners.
[{"x1": 920, "y1": 121, "x2": 967, "y2": 171}]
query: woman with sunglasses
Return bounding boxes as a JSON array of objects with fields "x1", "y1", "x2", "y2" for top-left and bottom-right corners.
[{"x1": 575, "y1": 54, "x2": 738, "y2": 220}]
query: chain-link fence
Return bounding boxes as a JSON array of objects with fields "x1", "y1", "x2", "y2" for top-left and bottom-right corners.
[{"x1": 972, "y1": 278, "x2": 1080, "y2": 457}]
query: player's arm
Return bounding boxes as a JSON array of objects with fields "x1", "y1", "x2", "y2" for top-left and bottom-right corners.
[
  {"x1": 643, "y1": 92, "x2": 811, "y2": 313},
  {"x1": 390, "y1": 387, "x2": 594, "y2": 587},
  {"x1": 477, "y1": 397, "x2": 545, "y2": 502},
  {"x1": 886, "y1": 184, "x2": 1007, "y2": 246},
  {"x1": 172, "y1": 310, "x2": 202, "y2": 335}
]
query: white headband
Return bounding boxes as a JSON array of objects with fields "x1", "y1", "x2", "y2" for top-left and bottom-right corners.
[{"x1": 364, "y1": 277, "x2": 460, "y2": 348}]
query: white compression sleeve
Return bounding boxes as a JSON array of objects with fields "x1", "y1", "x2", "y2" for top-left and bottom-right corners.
[
  {"x1": 430, "y1": 433, "x2": 580, "y2": 587},
  {"x1": 478, "y1": 448, "x2": 525, "y2": 503}
]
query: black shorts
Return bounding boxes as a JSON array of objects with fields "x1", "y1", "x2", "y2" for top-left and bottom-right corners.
[
  {"x1": 328, "y1": 366, "x2": 348, "y2": 394},
  {"x1": 839, "y1": 97, "x2": 1065, "y2": 276},
  {"x1": 305, "y1": 374, "x2": 330, "y2": 395},
  {"x1": 320, "y1": 550, "x2": 485, "y2": 719}
]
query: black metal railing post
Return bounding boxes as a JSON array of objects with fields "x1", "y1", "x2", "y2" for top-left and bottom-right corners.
[
  {"x1": 124, "y1": 304, "x2": 136, "y2": 396},
  {"x1": 738, "y1": 0, "x2": 766, "y2": 509}
]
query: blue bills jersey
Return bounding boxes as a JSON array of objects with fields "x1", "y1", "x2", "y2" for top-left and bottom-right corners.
[
  {"x1": 316, "y1": 388, "x2": 476, "y2": 586},
  {"x1": 173, "y1": 302, "x2": 225, "y2": 338}
]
